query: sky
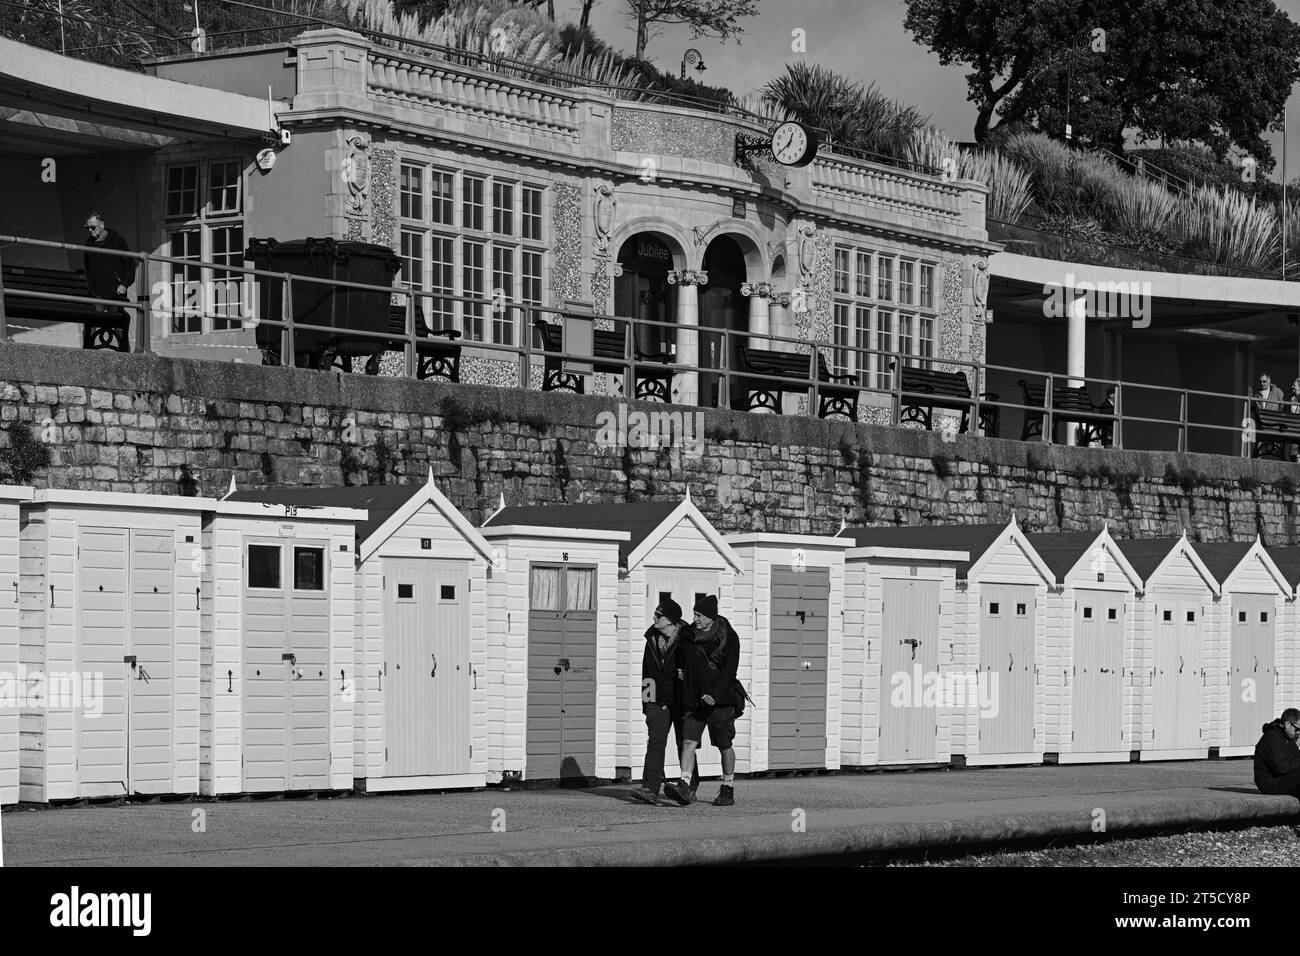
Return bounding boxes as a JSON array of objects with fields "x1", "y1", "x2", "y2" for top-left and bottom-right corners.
[{"x1": 553, "y1": 0, "x2": 1300, "y2": 183}]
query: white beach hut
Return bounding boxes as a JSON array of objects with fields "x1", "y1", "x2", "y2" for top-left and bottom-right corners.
[
  {"x1": 1025, "y1": 527, "x2": 1144, "y2": 763},
  {"x1": 1195, "y1": 538, "x2": 1290, "y2": 757},
  {"x1": 18, "y1": 490, "x2": 210, "y2": 802},
  {"x1": 479, "y1": 507, "x2": 628, "y2": 783},
  {"x1": 0, "y1": 485, "x2": 33, "y2": 806},
  {"x1": 482, "y1": 493, "x2": 742, "y2": 782},
  {"x1": 841, "y1": 518, "x2": 1054, "y2": 767},
  {"x1": 726, "y1": 532, "x2": 852, "y2": 773},
  {"x1": 209, "y1": 488, "x2": 365, "y2": 794},
  {"x1": 1113, "y1": 535, "x2": 1220, "y2": 761},
  {"x1": 230, "y1": 473, "x2": 494, "y2": 792}
]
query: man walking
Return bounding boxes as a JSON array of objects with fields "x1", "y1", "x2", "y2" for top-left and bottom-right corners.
[
  {"x1": 1254, "y1": 709, "x2": 1300, "y2": 798},
  {"x1": 663, "y1": 594, "x2": 740, "y2": 808},
  {"x1": 630, "y1": 599, "x2": 699, "y2": 805}
]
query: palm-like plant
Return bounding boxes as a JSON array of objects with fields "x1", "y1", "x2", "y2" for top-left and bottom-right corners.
[{"x1": 760, "y1": 63, "x2": 927, "y2": 163}]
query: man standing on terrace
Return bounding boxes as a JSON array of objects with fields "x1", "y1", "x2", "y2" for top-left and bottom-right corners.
[{"x1": 81, "y1": 212, "x2": 137, "y2": 317}]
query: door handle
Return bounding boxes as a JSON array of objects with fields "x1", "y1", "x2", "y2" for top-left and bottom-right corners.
[
  {"x1": 11, "y1": 580, "x2": 16, "y2": 604},
  {"x1": 1099, "y1": 667, "x2": 1110, "y2": 674},
  {"x1": 554, "y1": 657, "x2": 571, "y2": 675},
  {"x1": 1008, "y1": 652, "x2": 1013, "y2": 670},
  {"x1": 431, "y1": 653, "x2": 438, "y2": 678},
  {"x1": 123, "y1": 655, "x2": 137, "y2": 669},
  {"x1": 1254, "y1": 655, "x2": 1258, "y2": 672},
  {"x1": 1179, "y1": 656, "x2": 1184, "y2": 673},
  {"x1": 227, "y1": 669, "x2": 233, "y2": 693}
]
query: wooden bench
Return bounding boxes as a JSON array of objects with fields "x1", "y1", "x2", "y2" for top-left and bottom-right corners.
[
  {"x1": 738, "y1": 347, "x2": 858, "y2": 421},
  {"x1": 1018, "y1": 379, "x2": 1115, "y2": 445},
  {"x1": 534, "y1": 318, "x2": 675, "y2": 401},
  {"x1": 1250, "y1": 401, "x2": 1300, "y2": 460},
  {"x1": 1, "y1": 264, "x2": 130, "y2": 352},
  {"x1": 290, "y1": 302, "x2": 461, "y2": 381},
  {"x1": 891, "y1": 362, "x2": 998, "y2": 436}
]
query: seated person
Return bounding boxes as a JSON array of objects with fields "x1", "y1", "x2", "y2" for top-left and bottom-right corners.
[{"x1": 1254, "y1": 709, "x2": 1300, "y2": 798}]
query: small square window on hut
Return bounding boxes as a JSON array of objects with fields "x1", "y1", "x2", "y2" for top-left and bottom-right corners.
[
  {"x1": 1082, "y1": 607, "x2": 1093, "y2": 620},
  {"x1": 1162, "y1": 610, "x2": 1172, "y2": 622},
  {"x1": 1107, "y1": 608, "x2": 1117, "y2": 621},
  {"x1": 1016, "y1": 603, "x2": 1027, "y2": 616},
  {"x1": 398, "y1": 583, "x2": 414, "y2": 599},
  {"x1": 988, "y1": 602, "x2": 1000, "y2": 615},
  {"x1": 294, "y1": 547, "x2": 325, "y2": 591},
  {"x1": 248, "y1": 545, "x2": 281, "y2": 589},
  {"x1": 1261, "y1": 612, "x2": 1269, "y2": 623}
]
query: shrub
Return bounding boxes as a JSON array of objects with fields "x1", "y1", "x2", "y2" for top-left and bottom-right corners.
[{"x1": 0, "y1": 421, "x2": 50, "y2": 484}]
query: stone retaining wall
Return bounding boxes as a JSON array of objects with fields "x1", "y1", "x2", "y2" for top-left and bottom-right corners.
[{"x1": 1, "y1": 344, "x2": 1298, "y2": 542}]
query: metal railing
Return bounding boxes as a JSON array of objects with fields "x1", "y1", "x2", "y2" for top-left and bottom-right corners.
[{"x1": 0, "y1": 232, "x2": 1284, "y2": 462}]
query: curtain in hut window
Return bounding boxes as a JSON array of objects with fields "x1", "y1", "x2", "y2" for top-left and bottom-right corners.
[
  {"x1": 530, "y1": 566, "x2": 560, "y2": 610},
  {"x1": 565, "y1": 568, "x2": 594, "y2": 611}
]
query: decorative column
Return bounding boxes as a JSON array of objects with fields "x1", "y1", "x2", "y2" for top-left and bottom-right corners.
[
  {"x1": 769, "y1": 291, "x2": 792, "y2": 343},
  {"x1": 741, "y1": 281, "x2": 774, "y2": 340},
  {"x1": 668, "y1": 269, "x2": 707, "y2": 407}
]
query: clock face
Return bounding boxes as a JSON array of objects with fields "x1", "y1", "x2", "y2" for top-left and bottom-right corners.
[{"x1": 771, "y1": 122, "x2": 817, "y2": 167}]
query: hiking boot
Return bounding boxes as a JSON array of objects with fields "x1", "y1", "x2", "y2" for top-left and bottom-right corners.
[
  {"x1": 630, "y1": 786, "x2": 660, "y2": 806},
  {"x1": 662, "y1": 780, "x2": 696, "y2": 806},
  {"x1": 713, "y1": 785, "x2": 735, "y2": 807}
]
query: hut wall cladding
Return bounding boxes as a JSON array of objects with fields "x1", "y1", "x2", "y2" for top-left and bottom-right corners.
[{"x1": 8, "y1": 344, "x2": 1300, "y2": 540}]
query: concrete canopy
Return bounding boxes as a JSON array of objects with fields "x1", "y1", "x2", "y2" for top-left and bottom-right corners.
[{"x1": 0, "y1": 36, "x2": 283, "y2": 150}]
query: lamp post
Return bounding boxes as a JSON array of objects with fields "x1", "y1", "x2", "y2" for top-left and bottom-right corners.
[{"x1": 680, "y1": 49, "x2": 706, "y2": 81}]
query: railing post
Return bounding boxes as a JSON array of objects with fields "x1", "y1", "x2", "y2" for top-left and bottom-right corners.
[
  {"x1": 808, "y1": 343, "x2": 820, "y2": 418},
  {"x1": 1043, "y1": 375, "x2": 1055, "y2": 443},
  {"x1": 891, "y1": 351, "x2": 903, "y2": 425},
  {"x1": 623, "y1": 318, "x2": 634, "y2": 402},
  {"x1": 134, "y1": 251, "x2": 152, "y2": 354},
  {"x1": 404, "y1": 292, "x2": 416, "y2": 379},
  {"x1": 719, "y1": 328, "x2": 730, "y2": 410},
  {"x1": 1113, "y1": 383, "x2": 1123, "y2": 449},
  {"x1": 972, "y1": 363, "x2": 983, "y2": 436},
  {"x1": 519, "y1": 305, "x2": 532, "y2": 389},
  {"x1": 1178, "y1": 389, "x2": 1188, "y2": 453},
  {"x1": 0, "y1": 244, "x2": 8, "y2": 344},
  {"x1": 281, "y1": 272, "x2": 296, "y2": 367}
]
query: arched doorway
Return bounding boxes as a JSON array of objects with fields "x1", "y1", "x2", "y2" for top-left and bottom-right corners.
[
  {"x1": 701, "y1": 236, "x2": 748, "y2": 409},
  {"x1": 615, "y1": 233, "x2": 676, "y2": 356}
]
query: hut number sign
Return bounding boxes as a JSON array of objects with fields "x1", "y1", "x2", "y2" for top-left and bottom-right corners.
[{"x1": 278, "y1": 523, "x2": 296, "y2": 537}]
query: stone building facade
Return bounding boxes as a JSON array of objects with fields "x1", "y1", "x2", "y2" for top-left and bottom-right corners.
[{"x1": 141, "y1": 28, "x2": 997, "y2": 420}]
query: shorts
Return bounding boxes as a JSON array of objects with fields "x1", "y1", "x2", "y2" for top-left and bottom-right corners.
[{"x1": 682, "y1": 705, "x2": 736, "y2": 750}]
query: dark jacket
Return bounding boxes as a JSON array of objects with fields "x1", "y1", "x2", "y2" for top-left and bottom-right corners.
[
  {"x1": 641, "y1": 623, "x2": 690, "y2": 710},
  {"x1": 84, "y1": 228, "x2": 137, "y2": 300},
  {"x1": 1254, "y1": 719, "x2": 1300, "y2": 794},
  {"x1": 680, "y1": 614, "x2": 740, "y2": 710}
]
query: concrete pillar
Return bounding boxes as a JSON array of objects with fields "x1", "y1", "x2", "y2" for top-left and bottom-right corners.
[
  {"x1": 669, "y1": 270, "x2": 707, "y2": 406},
  {"x1": 1068, "y1": 293, "x2": 1087, "y2": 388}
]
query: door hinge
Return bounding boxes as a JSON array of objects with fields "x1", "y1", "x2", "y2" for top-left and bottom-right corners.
[
  {"x1": 385, "y1": 747, "x2": 388, "y2": 760},
  {"x1": 470, "y1": 744, "x2": 473, "y2": 757},
  {"x1": 1071, "y1": 730, "x2": 1074, "y2": 741}
]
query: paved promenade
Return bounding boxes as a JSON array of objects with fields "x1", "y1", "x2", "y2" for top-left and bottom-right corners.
[{"x1": 3, "y1": 759, "x2": 1294, "y2": 866}]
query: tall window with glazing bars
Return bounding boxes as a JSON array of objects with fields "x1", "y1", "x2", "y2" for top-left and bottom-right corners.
[
  {"x1": 398, "y1": 162, "x2": 546, "y2": 346},
  {"x1": 832, "y1": 245, "x2": 937, "y2": 388}
]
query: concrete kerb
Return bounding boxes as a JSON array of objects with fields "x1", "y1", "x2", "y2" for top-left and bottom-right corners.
[{"x1": 410, "y1": 796, "x2": 1300, "y2": 867}]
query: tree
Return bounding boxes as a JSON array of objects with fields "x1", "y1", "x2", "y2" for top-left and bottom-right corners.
[
  {"x1": 622, "y1": 0, "x2": 758, "y2": 60},
  {"x1": 905, "y1": 0, "x2": 1300, "y2": 168},
  {"x1": 579, "y1": 0, "x2": 598, "y2": 30}
]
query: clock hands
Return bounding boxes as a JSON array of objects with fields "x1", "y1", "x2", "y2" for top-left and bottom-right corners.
[{"x1": 777, "y1": 130, "x2": 795, "y2": 154}]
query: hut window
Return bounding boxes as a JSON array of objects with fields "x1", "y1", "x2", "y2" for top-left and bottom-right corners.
[
  {"x1": 1107, "y1": 608, "x2": 1117, "y2": 621},
  {"x1": 441, "y1": 585, "x2": 456, "y2": 600},
  {"x1": 248, "y1": 545, "x2": 281, "y2": 589},
  {"x1": 566, "y1": 568, "x2": 594, "y2": 611},
  {"x1": 1082, "y1": 607, "x2": 1093, "y2": 619},
  {"x1": 1238, "y1": 612, "x2": 1247, "y2": 623},
  {"x1": 1261, "y1": 612, "x2": 1269, "y2": 623},
  {"x1": 398, "y1": 583, "x2": 414, "y2": 599},
  {"x1": 1016, "y1": 603, "x2": 1027, "y2": 616},
  {"x1": 988, "y1": 602, "x2": 1000, "y2": 615},
  {"x1": 1186, "y1": 611, "x2": 1195, "y2": 622},
  {"x1": 294, "y1": 548, "x2": 325, "y2": 591},
  {"x1": 530, "y1": 567, "x2": 561, "y2": 610},
  {"x1": 1162, "y1": 610, "x2": 1172, "y2": 621}
]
